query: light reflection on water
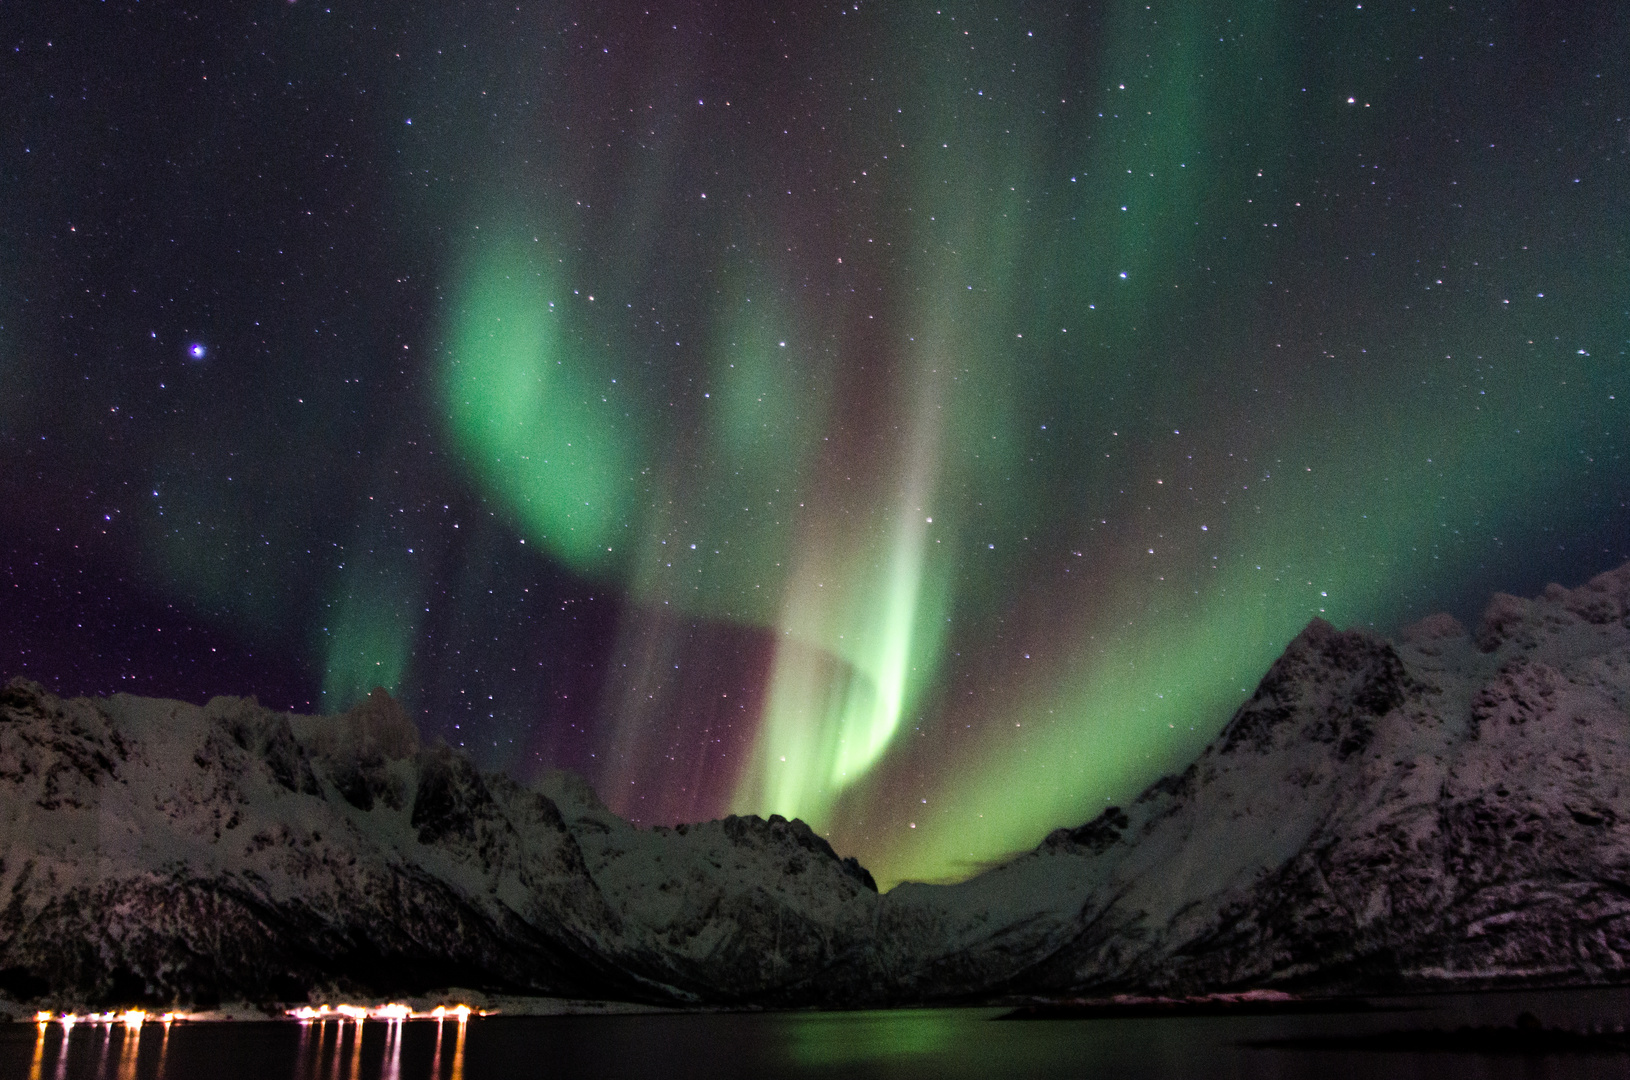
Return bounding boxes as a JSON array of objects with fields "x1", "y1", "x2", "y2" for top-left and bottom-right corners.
[
  {"x1": 9, "y1": 992, "x2": 1630, "y2": 1080},
  {"x1": 783, "y1": 1007, "x2": 964, "y2": 1067},
  {"x1": 295, "y1": 1016, "x2": 463, "y2": 1080},
  {"x1": 22, "y1": 1014, "x2": 469, "y2": 1080}
]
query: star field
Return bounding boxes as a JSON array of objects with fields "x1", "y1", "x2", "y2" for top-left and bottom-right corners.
[{"x1": 1, "y1": 0, "x2": 1626, "y2": 886}]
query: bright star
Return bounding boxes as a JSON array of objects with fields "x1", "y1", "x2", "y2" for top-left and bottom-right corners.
[{"x1": 187, "y1": 343, "x2": 207, "y2": 360}]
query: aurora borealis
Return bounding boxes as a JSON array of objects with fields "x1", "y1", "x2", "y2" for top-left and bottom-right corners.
[{"x1": 2, "y1": 1, "x2": 1626, "y2": 886}]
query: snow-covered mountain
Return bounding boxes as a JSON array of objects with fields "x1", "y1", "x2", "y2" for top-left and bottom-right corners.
[
  {"x1": 885, "y1": 560, "x2": 1630, "y2": 996},
  {"x1": 0, "y1": 684, "x2": 881, "y2": 1007},
  {"x1": 3, "y1": 562, "x2": 1629, "y2": 1009}
]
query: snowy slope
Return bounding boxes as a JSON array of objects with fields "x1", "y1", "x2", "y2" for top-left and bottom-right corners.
[
  {"x1": 0, "y1": 686, "x2": 879, "y2": 1007},
  {"x1": 888, "y1": 561, "x2": 1630, "y2": 995},
  {"x1": 533, "y1": 770, "x2": 883, "y2": 1003},
  {"x1": 4, "y1": 563, "x2": 1630, "y2": 1008}
]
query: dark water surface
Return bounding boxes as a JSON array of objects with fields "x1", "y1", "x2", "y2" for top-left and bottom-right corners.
[{"x1": 8, "y1": 989, "x2": 1630, "y2": 1080}]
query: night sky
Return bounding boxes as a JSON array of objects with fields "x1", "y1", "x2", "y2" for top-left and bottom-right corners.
[{"x1": 2, "y1": 1, "x2": 1626, "y2": 887}]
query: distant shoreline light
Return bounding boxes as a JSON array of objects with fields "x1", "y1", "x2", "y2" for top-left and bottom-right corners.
[
  {"x1": 286, "y1": 1002, "x2": 482, "y2": 1022},
  {"x1": 31, "y1": 1002, "x2": 485, "y2": 1026}
]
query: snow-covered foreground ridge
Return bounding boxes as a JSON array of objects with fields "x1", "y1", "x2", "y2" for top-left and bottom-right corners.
[{"x1": 3, "y1": 561, "x2": 1630, "y2": 1010}]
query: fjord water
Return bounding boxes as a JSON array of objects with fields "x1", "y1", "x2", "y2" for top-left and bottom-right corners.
[{"x1": 9, "y1": 991, "x2": 1630, "y2": 1080}]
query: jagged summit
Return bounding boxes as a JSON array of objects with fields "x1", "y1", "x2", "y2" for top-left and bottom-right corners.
[
  {"x1": 3, "y1": 560, "x2": 1629, "y2": 1009},
  {"x1": 0, "y1": 679, "x2": 880, "y2": 1009}
]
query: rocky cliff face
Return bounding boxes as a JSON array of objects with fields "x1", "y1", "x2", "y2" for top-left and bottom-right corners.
[{"x1": 3, "y1": 563, "x2": 1629, "y2": 1009}]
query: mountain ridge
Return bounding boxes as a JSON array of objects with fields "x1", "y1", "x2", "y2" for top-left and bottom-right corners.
[{"x1": 3, "y1": 560, "x2": 1629, "y2": 1010}]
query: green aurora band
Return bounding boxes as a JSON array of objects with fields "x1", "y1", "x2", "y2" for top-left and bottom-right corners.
[{"x1": 429, "y1": 1, "x2": 1625, "y2": 885}]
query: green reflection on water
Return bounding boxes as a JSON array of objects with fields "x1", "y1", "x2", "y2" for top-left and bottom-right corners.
[{"x1": 781, "y1": 1009, "x2": 992, "y2": 1068}]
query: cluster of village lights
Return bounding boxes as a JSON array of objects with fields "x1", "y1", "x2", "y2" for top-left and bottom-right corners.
[
  {"x1": 286, "y1": 1003, "x2": 481, "y2": 1022},
  {"x1": 33, "y1": 1010, "x2": 185, "y2": 1029},
  {"x1": 30, "y1": 1003, "x2": 481, "y2": 1027}
]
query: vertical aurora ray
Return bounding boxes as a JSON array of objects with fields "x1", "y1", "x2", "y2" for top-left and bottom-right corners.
[
  {"x1": 739, "y1": 367, "x2": 951, "y2": 821},
  {"x1": 315, "y1": 491, "x2": 425, "y2": 713},
  {"x1": 318, "y1": 568, "x2": 418, "y2": 711},
  {"x1": 727, "y1": 4, "x2": 1101, "y2": 832}
]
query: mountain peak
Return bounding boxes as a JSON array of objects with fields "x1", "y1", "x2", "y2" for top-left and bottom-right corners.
[
  {"x1": 3, "y1": 563, "x2": 1630, "y2": 1008},
  {"x1": 1217, "y1": 618, "x2": 1411, "y2": 760}
]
